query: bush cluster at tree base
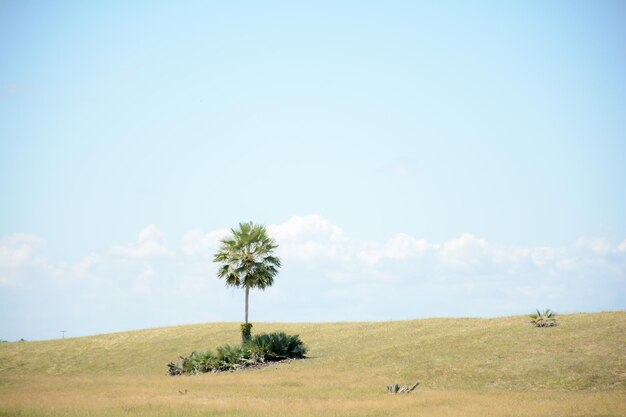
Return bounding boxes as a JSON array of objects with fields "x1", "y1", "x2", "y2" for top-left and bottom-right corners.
[{"x1": 167, "y1": 332, "x2": 307, "y2": 376}]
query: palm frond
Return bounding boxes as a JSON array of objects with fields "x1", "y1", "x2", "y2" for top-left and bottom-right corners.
[
  {"x1": 529, "y1": 308, "x2": 558, "y2": 327},
  {"x1": 213, "y1": 222, "x2": 281, "y2": 319}
]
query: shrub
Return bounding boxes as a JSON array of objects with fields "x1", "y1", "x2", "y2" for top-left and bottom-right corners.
[
  {"x1": 215, "y1": 344, "x2": 256, "y2": 371},
  {"x1": 529, "y1": 309, "x2": 558, "y2": 327},
  {"x1": 246, "y1": 332, "x2": 307, "y2": 360},
  {"x1": 189, "y1": 351, "x2": 216, "y2": 374},
  {"x1": 167, "y1": 332, "x2": 307, "y2": 376},
  {"x1": 167, "y1": 361, "x2": 183, "y2": 376},
  {"x1": 241, "y1": 323, "x2": 253, "y2": 343}
]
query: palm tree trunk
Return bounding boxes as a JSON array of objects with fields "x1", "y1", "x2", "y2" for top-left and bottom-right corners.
[{"x1": 244, "y1": 285, "x2": 250, "y2": 324}]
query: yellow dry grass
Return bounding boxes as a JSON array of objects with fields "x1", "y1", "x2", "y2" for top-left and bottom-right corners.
[{"x1": 1, "y1": 312, "x2": 625, "y2": 416}]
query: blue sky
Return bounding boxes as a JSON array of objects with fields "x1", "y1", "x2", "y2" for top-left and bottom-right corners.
[{"x1": 1, "y1": 1, "x2": 625, "y2": 341}]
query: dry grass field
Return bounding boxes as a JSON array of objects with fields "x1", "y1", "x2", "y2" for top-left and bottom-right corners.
[{"x1": 1, "y1": 312, "x2": 624, "y2": 416}]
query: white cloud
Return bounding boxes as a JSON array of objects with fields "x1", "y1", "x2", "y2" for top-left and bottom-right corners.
[
  {"x1": 132, "y1": 266, "x2": 155, "y2": 294},
  {"x1": 74, "y1": 254, "x2": 103, "y2": 275},
  {"x1": 574, "y1": 236, "x2": 612, "y2": 255},
  {"x1": 0, "y1": 234, "x2": 45, "y2": 268},
  {"x1": 3, "y1": 220, "x2": 624, "y2": 287},
  {"x1": 268, "y1": 215, "x2": 357, "y2": 262},
  {"x1": 182, "y1": 228, "x2": 230, "y2": 256},
  {"x1": 360, "y1": 233, "x2": 430, "y2": 264},
  {"x1": 263, "y1": 217, "x2": 626, "y2": 281},
  {"x1": 269, "y1": 215, "x2": 346, "y2": 242},
  {"x1": 530, "y1": 247, "x2": 565, "y2": 267},
  {"x1": 138, "y1": 224, "x2": 162, "y2": 242},
  {"x1": 0, "y1": 234, "x2": 46, "y2": 286},
  {"x1": 386, "y1": 234, "x2": 431, "y2": 258},
  {"x1": 110, "y1": 225, "x2": 174, "y2": 259},
  {"x1": 437, "y1": 234, "x2": 490, "y2": 272},
  {"x1": 1, "y1": 216, "x2": 625, "y2": 341}
]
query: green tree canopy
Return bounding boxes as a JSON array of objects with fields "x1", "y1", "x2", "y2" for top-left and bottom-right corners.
[{"x1": 213, "y1": 221, "x2": 281, "y2": 324}]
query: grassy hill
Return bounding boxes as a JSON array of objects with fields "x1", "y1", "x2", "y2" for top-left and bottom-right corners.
[{"x1": 1, "y1": 312, "x2": 625, "y2": 416}]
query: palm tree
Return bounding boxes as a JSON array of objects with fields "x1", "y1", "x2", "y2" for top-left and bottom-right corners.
[{"x1": 213, "y1": 222, "x2": 281, "y2": 327}]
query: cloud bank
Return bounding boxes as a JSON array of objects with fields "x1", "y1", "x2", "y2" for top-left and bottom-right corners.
[{"x1": 1, "y1": 215, "x2": 624, "y2": 340}]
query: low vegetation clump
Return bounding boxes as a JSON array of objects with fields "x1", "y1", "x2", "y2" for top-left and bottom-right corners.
[
  {"x1": 241, "y1": 323, "x2": 253, "y2": 343},
  {"x1": 247, "y1": 332, "x2": 307, "y2": 360},
  {"x1": 167, "y1": 332, "x2": 307, "y2": 376},
  {"x1": 529, "y1": 309, "x2": 558, "y2": 327},
  {"x1": 387, "y1": 381, "x2": 420, "y2": 394}
]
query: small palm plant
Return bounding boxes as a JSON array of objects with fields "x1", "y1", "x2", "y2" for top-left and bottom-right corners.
[
  {"x1": 529, "y1": 309, "x2": 558, "y2": 327},
  {"x1": 246, "y1": 332, "x2": 307, "y2": 360}
]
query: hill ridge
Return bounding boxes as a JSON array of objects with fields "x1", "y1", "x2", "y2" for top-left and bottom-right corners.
[{"x1": 1, "y1": 311, "x2": 624, "y2": 392}]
